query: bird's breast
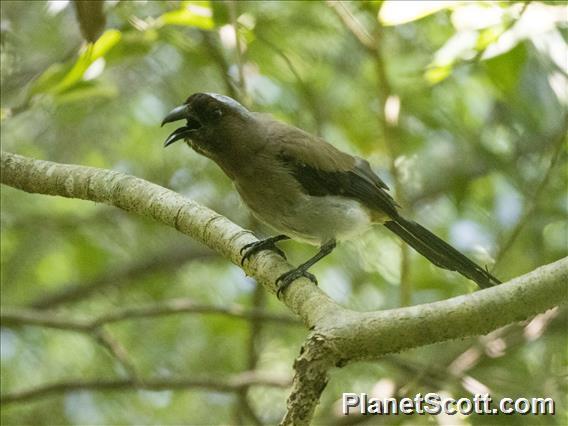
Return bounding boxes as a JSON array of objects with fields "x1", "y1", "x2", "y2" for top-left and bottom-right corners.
[{"x1": 235, "y1": 178, "x2": 373, "y2": 245}]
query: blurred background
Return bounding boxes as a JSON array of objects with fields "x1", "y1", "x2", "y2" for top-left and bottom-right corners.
[{"x1": 1, "y1": 1, "x2": 566, "y2": 424}]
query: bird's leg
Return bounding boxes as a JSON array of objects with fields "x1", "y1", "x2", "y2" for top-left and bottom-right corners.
[
  {"x1": 276, "y1": 239, "x2": 337, "y2": 298},
  {"x1": 240, "y1": 234, "x2": 290, "y2": 266}
]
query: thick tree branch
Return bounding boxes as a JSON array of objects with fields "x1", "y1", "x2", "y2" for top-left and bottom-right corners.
[
  {"x1": 2, "y1": 151, "x2": 566, "y2": 424},
  {"x1": 323, "y1": 258, "x2": 566, "y2": 360},
  {"x1": 0, "y1": 372, "x2": 291, "y2": 405},
  {"x1": 1, "y1": 151, "x2": 338, "y2": 327},
  {"x1": 281, "y1": 258, "x2": 566, "y2": 425}
]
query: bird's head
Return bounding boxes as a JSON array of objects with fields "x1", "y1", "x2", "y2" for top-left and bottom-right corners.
[{"x1": 161, "y1": 92, "x2": 250, "y2": 151}]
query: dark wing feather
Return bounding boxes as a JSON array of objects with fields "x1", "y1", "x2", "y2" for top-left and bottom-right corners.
[
  {"x1": 280, "y1": 156, "x2": 400, "y2": 218},
  {"x1": 268, "y1": 122, "x2": 399, "y2": 217}
]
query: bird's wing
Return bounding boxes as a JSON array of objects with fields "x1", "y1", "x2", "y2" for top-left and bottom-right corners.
[{"x1": 265, "y1": 120, "x2": 399, "y2": 218}]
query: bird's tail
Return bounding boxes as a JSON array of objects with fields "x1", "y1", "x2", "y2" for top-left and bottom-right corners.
[{"x1": 384, "y1": 216, "x2": 500, "y2": 289}]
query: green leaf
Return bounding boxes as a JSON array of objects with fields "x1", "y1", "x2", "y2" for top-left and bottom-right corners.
[
  {"x1": 424, "y1": 64, "x2": 453, "y2": 85},
  {"x1": 27, "y1": 29, "x2": 121, "y2": 98},
  {"x1": 158, "y1": 2, "x2": 214, "y2": 30},
  {"x1": 476, "y1": 25, "x2": 505, "y2": 51},
  {"x1": 28, "y1": 63, "x2": 73, "y2": 97},
  {"x1": 90, "y1": 28, "x2": 122, "y2": 60},
  {"x1": 55, "y1": 29, "x2": 121, "y2": 93}
]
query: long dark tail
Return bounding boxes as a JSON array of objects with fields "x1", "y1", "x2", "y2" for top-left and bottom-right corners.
[{"x1": 384, "y1": 216, "x2": 500, "y2": 289}]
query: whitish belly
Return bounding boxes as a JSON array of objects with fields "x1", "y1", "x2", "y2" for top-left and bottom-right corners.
[{"x1": 252, "y1": 195, "x2": 374, "y2": 246}]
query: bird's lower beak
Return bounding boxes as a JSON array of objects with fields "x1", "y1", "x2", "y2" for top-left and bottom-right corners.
[
  {"x1": 161, "y1": 104, "x2": 200, "y2": 147},
  {"x1": 163, "y1": 126, "x2": 194, "y2": 147}
]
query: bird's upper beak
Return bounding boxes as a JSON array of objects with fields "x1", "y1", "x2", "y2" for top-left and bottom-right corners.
[
  {"x1": 161, "y1": 104, "x2": 200, "y2": 147},
  {"x1": 161, "y1": 105, "x2": 189, "y2": 127}
]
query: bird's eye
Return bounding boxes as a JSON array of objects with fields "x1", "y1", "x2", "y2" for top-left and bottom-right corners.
[{"x1": 212, "y1": 108, "x2": 223, "y2": 119}]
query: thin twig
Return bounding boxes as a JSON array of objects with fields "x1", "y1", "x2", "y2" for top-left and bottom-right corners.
[
  {"x1": 442, "y1": 307, "x2": 560, "y2": 403},
  {"x1": 29, "y1": 245, "x2": 216, "y2": 310},
  {"x1": 241, "y1": 283, "x2": 268, "y2": 425},
  {"x1": 2, "y1": 300, "x2": 298, "y2": 398},
  {"x1": 2, "y1": 301, "x2": 301, "y2": 332},
  {"x1": 326, "y1": 1, "x2": 375, "y2": 52},
  {"x1": 201, "y1": 30, "x2": 239, "y2": 100},
  {"x1": 0, "y1": 309, "x2": 141, "y2": 383},
  {"x1": 227, "y1": 0, "x2": 247, "y2": 99},
  {"x1": 93, "y1": 327, "x2": 140, "y2": 381},
  {"x1": 493, "y1": 128, "x2": 566, "y2": 269},
  {"x1": 1, "y1": 372, "x2": 292, "y2": 405},
  {"x1": 255, "y1": 34, "x2": 324, "y2": 135},
  {"x1": 92, "y1": 299, "x2": 300, "y2": 326}
]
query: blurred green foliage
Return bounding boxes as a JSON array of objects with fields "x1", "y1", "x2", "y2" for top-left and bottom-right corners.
[{"x1": 1, "y1": 1, "x2": 566, "y2": 425}]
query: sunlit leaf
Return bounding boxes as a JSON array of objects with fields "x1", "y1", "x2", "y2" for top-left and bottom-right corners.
[
  {"x1": 90, "y1": 28, "x2": 122, "y2": 60},
  {"x1": 54, "y1": 49, "x2": 96, "y2": 94},
  {"x1": 28, "y1": 63, "x2": 72, "y2": 96},
  {"x1": 379, "y1": 1, "x2": 459, "y2": 26},
  {"x1": 65, "y1": 29, "x2": 121, "y2": 89},
  {"x1": 28, "y1": 29, "x2": 121, "y2": 98},
  {"x1": 476, "y1": 26, "x2": 505, "y2": 51},
  {"x1": 424, "y1": 64, "x2": 452, "y2": 85},
  {"x1": 425, "y1": 30, "x2": 478, "y2": 84},
  {"x1": 482, "y1": 3, "x2": 566, "y2": 60},
  {"x1": 158, "y1": 3, "x2": 214, "y2": 30}
]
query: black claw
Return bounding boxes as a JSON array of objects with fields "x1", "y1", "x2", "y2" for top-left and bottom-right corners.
[
  {"x1": 276, "y1": 268, "x2": 318, "y2": 299},
  {"x1": 240, "y1": 237, "x2": 287, "y2": 266}
]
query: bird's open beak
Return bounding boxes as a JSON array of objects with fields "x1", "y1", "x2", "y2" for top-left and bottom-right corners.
[
  {"x1": 161, "y1": 105, "x2": 189, "y2": 127},
  {"x1": 161, "y1": 105, "x2": 200, "y2": 147}
]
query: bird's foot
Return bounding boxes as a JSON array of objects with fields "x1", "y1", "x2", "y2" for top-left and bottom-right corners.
[
  {"x1": 276, "y1": 267, "x2": 318, "y2": 299},
  {"x1": 240, "y1": 235, "x2": 288, "y2": 266}
]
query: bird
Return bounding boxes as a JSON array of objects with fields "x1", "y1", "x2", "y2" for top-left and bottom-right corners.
[{"x1": 161, "y1": 92, "x2": 500, "y2": 297}]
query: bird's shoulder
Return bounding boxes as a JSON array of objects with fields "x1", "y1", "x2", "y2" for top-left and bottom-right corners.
[{"x1": 254, "y1": 114, "x2": 354, "y2": 172}]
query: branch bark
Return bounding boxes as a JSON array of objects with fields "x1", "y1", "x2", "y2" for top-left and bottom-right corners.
[
  {"x1": 2, "y1": 151, "x2": 566, "y2": 423},
  {"x1": 280, "y1": 258, "x2": 566, "y2": 425},
  {"x1": 1, "y1": 150, "x2": 338, "y2": 327}
]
